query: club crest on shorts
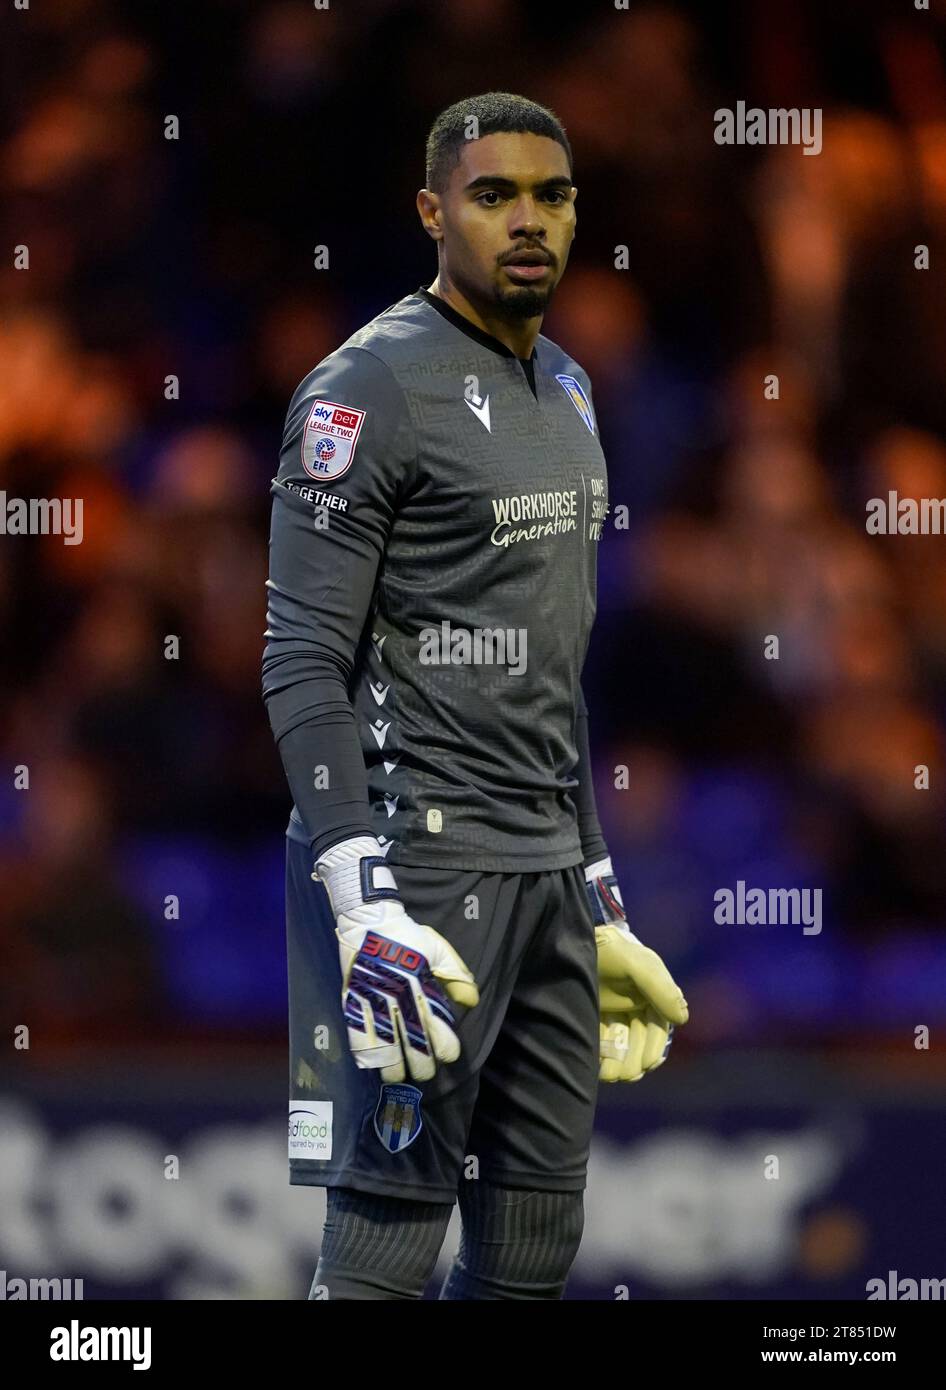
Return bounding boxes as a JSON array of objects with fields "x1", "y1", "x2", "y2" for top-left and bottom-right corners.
[
  {"x1": 301, "y1": 399, "x2": 366, "y2": 482},
  {"x1": 374, "y1": 1083, "x2": 423, "y2": 1153},
  {"x1": 555, "y1": 374, "x2": 595, "y2": 434}
]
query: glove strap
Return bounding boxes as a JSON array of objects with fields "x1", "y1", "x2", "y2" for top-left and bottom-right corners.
[
  {"x1": 313, "y1": 835, "x2": 401, "y2": 917},
  {"x1": 584, "y1": 855, "x2": 625, "y2": 926},
  {"x1": 585, "y1": 856, "x2": 641, "y2": 943}
]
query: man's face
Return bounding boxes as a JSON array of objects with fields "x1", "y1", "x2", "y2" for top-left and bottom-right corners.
[{"x1": 423, "y1": 131, "x2": 576, "y2": 320}]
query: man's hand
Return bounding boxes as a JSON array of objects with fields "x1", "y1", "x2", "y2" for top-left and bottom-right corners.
[
  {"x1": 585, "y1": 857, "x2": 689, "y2": 1083},
  {"x1": 314, "y1": 836, "x2": 479, "y2": 1083}
]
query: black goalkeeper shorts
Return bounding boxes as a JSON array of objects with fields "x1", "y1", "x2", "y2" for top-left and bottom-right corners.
[{"x1": 285, "y1": 836, "x2": 600, "y2": 1204}]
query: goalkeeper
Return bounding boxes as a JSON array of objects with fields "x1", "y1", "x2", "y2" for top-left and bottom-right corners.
[{"x1": 263, "y1": 92, "x2": 688, "y2": 1301}]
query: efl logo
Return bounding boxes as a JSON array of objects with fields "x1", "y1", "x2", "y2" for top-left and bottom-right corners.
[{"x1": 301, "y1": 398, "x2": 366, "y2": 483}]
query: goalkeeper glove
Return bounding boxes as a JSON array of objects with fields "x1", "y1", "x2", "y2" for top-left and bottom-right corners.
[
  {"x1": 585, "y1": 856, "x2": 689, "y2": 1083},
  {"x1": 313, "y1": 835, "x2": 479, "y2": 1084}
]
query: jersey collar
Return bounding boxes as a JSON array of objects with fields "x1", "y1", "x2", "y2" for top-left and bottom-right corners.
[{"x1": 414, "y1": 286, "x2": 537, "y2": 364}]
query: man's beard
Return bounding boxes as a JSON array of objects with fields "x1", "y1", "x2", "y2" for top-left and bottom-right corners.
[{"x1": 493, "y1": 280, "x2": 555, "y2": 320}]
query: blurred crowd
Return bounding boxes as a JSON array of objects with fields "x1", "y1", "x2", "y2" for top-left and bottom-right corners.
[{"x1": 2, "y1": 0, "x2": 946, "y2": 1047}]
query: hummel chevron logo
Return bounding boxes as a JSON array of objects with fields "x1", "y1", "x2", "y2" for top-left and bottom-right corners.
[
  {"x1": 464, "y1": 393, "x2": 491, "y2": 433},
  {"x1": 370, "y1": 682, "x2": 390, "y2": 706}
]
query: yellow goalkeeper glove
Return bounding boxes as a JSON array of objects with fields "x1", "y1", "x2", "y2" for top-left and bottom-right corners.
[{"x1": 585, "y1": 857, "x2": 689, "y2": 1083}]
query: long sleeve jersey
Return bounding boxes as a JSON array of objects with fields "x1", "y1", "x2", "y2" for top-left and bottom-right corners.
[{"x1": 262, "y1": 285, "x2": 609, "y2": 872}]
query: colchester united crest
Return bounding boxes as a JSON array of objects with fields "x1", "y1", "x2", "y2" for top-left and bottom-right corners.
[
  {"x1": 555, "y1": 373, "x2": 596, "y2": 434},
  {"x1": 374, "y1": 1083, "x2": 423, "y2": 1153}
]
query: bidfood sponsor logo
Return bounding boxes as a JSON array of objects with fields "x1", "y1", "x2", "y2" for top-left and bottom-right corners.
[{"x1": 288, "y1": 1101, "x2": 332, "y2": 1161}]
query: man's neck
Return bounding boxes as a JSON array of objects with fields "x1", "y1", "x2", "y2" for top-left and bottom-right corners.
[{"x1": 426, "y1": 276, "x2": 540, "y2": 360}]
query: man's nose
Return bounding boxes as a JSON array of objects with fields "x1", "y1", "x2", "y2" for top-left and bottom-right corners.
[{"x1": 508, "y1": 199, "x2": 545, "y2": 239}]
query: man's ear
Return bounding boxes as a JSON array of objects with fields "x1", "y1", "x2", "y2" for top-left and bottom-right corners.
[{"x1": 416, "y1": 189, "x2": 444, "y2": 242}]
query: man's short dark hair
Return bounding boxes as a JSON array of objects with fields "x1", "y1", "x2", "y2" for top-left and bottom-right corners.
[{"x1": 425, "y1": 92, "x2": 573, "y2": 194}]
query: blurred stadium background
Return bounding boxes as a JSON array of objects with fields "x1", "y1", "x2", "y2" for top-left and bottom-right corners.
[{"x1": 2, "y1": 0, "x2": 946, "y2": 1299}]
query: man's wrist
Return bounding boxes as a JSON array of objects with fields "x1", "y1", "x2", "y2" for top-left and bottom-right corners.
[
  {"x1": 584, "y1": 855, "x2": 641, "y2": 941},
  {"x1": 313, "y1": 834, "x2": 401, "y2": 918},
  {"x1": 583, "y1": 854, "x2": 613, "y2": 883}
]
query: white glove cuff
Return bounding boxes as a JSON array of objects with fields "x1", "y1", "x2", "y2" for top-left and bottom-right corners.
[
  {"x1": 584, "y1": 855, "x2": 613, "y2": 882},
  {"x1": 585, "y1": 856, "x2": 640, "y2": 941},
  {"x1": 313, "y1": 834, "x2": 399, "y2": 918}
]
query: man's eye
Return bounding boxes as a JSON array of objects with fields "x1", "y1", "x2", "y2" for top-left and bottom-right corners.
[{"x1": 475, "y1": 189, "x2": 567, "y2": 206}]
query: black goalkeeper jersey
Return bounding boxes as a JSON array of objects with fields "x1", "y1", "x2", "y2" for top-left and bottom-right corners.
[{"x1": 263, "y1": 286, "x2": 609, "y2": 871}]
